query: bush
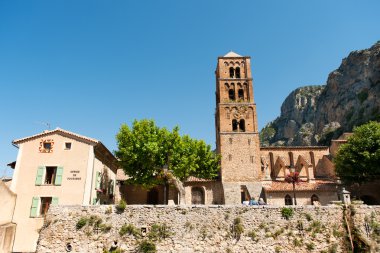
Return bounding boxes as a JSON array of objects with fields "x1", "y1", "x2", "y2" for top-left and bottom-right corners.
[
  {"x1": 137, "y1": 240, "x2": 156, "y2": 253},
  {"x1": 76, "y1": 217, "x2": 88, "y2": 230},
  {"x1": 281, "y1": 207, "x2": 294, "y2": 220},
  {"x1": 148, "y1": 223, "x2": 172, "y2": 241},
  {"x1": 119, "y1": 224, "x2": 140, "y2": 237},
  {"x1": 231, "y1": 217, "x2": 244, "y2": 240},
  {"x1": 116, "y1": 199, "x2": 127, "y2": 213}
]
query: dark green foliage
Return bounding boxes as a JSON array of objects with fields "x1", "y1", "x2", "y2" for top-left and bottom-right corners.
[
  {"x1": 116, "y1": 199, "x2": 126, "y2": 213},
  {"x1": 281, "y1": 207, "x2": 294, "y2": 220},
  {"x1": 115, "y1": 119, "x2": 220, "y2": 187},
  {"x1": 148, "y1": 223, "x2": 172, "y2": 241},
  {"x1": 335, "y1": 121, "x2": 380, "y2": 184},
  {"x1": 137, "y1": 240, "x2": 156, "y2": 253},
  {"x1": 357, "y1": 90, "x2": 368, "y2": 104},
  {"x1": 259, "y1": 122, "x2": 276, "y2": 145},
  {"x1": 119, "y1": 224, "x2": 140, "y2": 237},
  {"x1": 76, "y1": 217, "x2": 88, "y2": 230}
]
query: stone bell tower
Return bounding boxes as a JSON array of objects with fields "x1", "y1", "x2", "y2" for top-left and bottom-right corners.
[{"x1": 215, "y1": 51, "x2": 262, "y2": 204}]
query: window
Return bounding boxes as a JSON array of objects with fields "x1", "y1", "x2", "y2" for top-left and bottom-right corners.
[
  {"x1": 229, "y1": 67, "x2": 234, "y2": 78},
  {"x1": 232, "y1": 119, "x2": 238, "y2": 131},
  {"x1": 40, "y1": 197, "x2": 52, "y2": 216},
  {"x1": 43, "y1": 142, "x2": 52, "y2": 151},
  {"x1": 250, "y1": 156, "x2": 254, "y2": 163},
  {"x1": 229, "y1": 138, "x2": 232, "y2": 144},
  {"x1": 228, "y1": 154, "x2": 232, "y2": 161},
  {"x1": 35, "y1": 166, "x2": 63, "y2": 186},
  {"x1": 238, "y1": 89, "x2": 244, "y2": 100},
  {"x1": 228, "y1": 89, "x2": 235, "y2": 100},
  {"x1": 30, "y1": 196, "x2": 58, "y2": 217},
  {"x1": 39, "y1": 139, "x2": 54, "y2": 153},
  {"x1": 65, "y1": 142, "x2": 72, "y2": 150},
  {"x1": 235, "y1": 67, "x2": 241, "y2": 78},
  {"x1": 239, "y1": 119, "x2": 245, "y2": 132},
  {"x1": 45, "y1": 167, "x2": 56, "y2": 184},
  {"x1": 285, "y1": 194, "x2": 293, "y2": 205}
]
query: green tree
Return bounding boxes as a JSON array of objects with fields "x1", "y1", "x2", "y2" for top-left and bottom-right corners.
[
  {"x1": 334, "y1": 121, "x2": 380, "y2": 184},
  {"x1": 115, "y1": 119, "x2": 220, "y2": 188}
]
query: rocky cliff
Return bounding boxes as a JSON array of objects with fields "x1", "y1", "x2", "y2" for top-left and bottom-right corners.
[{"x1": 260, "y1": 41, "x2": 380, "y2": 146}]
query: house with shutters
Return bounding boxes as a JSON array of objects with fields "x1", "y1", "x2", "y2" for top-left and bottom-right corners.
[{"x1": 8, "y1": 128, "x2": 118, "y2": 253}]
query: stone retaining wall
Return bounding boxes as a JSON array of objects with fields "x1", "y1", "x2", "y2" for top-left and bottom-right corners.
[{"x1": 36, "y1": 205, "x2": 380, "y2": 253}]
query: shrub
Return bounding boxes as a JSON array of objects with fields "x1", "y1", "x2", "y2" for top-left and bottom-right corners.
[
  {"x1": 231, "y1": 217, "x2": 244, "y2": 240},
  {"x1": 247, "y1": 230, "x2": 258, "y2": 241},
  {"x1": 293, "y1": 238, "x2": 302, "y2": 247},
  {"x1": 88, "y1": 215, "x2": 102, "y2": 226},
  {"x1": 281, "y1": 207, "x2": 294, "y2": 220},
  {"x1": 116, "y1": 199, "x2": 127, "y2": 213},
  {"x1": 306, "y1": 242, "x2": 315, "y2": 250},
  {"x1": 119, "y1": 224, "x2": 140, "y2": 237},
  {"x1": 137, "y1": 240, "x2": 156, "y2": 253},
  {"x1": 76, "y1": 217, "x2": 88, "y2": 230},
  {"x1": 304, "y1": 213, "x2": 312, "y2": 221},
  {"x1": 148, "y1": 223, "x2": 172, "y2": 241},
  {"x1": 105, "y1": 206, "x2": 113, "y2": 214},
  {"x1": 99, "y1": 223, "x2": 112, "y2": 233}
]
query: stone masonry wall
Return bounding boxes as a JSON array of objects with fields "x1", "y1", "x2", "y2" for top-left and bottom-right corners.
[{"x1": 35, "y1": 205, "x2": 380, "y2": 253}]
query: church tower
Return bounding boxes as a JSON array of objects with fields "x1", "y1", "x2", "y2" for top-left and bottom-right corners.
[{"x1": 215, "y1": 51, "x2": 262, "y2": 204}]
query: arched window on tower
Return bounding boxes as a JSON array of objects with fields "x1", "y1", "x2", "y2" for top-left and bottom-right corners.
[
  {"x1": 228, "y1": 89, "x2": 235, "y2": 101},
  {"x1": 229, "y1": 67, "x2": 234, "y2": 78},
  {"x1": 238, "y1": 89, "x2": 244, "y2": 100},
  {"x1": 285, "y1": 194, "x2": 293, "y2": 205},
  {"x1": 235, "y1": 67, "x2": 241, "y2": 78},
  {"x1": 239, "y1": 119, "x2": 245, "y2": 132},
  {"x1": 232, "y1": 119, "x2": 238, "y2": 132}
]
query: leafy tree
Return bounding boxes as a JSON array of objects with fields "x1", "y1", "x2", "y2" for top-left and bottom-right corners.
[
  {"x1": 115, "y1": 119, "x2": 220, "y2": 188},
  {"x1": 334, "y1": 121, "x2": 380, "y2": 184}
]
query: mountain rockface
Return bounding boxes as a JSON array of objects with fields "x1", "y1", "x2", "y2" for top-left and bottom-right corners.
[{"x1": 260, "y1": 41, "x2": 380, "y2": 146}]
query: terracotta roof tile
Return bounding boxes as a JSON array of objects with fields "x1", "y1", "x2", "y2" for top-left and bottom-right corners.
[{"x1": 263, "y1": 180, "x2": 337, "y2": 192}]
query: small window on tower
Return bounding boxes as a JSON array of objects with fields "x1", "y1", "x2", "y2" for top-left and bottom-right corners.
[
  {"x1": 239, "y1": 119, "x2": 246, "y2": 132},
  {"x1": 229, "y1": 67, "x2": 234, "y2": 78},
  {"x1": 238, "y1": 89, "x2": 244, "y2": 100},
  {"x1": 232, "y1": 119, "x2": 238, "y2": 132},
  {"x1": 228, "y1": 154, "x2": 232, "y2": 161},
  {"x1": 228, "y1": 89, "x2": 235, "y2": 101},
  {"x1": 235, "y1": 67, "x2": 241, "y2": 78},
  {"x1": 229, "y1": 138, "x2": 232, "y2": 144}
]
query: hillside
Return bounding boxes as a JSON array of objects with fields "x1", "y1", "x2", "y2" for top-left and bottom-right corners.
[{"x1": 260, "y1": 41, "x2": 380, "y2": 146}]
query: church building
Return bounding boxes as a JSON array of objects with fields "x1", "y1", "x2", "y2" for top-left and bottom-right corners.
[{"x1": 117, "y1": 52, "x2": 339, "y2": 206}]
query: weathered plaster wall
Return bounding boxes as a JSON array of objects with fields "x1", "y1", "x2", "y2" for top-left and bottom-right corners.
[{"x1": 35, "y1": 205, "x2": 380, "y2": 253}]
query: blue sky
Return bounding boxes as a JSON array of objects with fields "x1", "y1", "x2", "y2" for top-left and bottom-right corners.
[{"x1": 1, "y1": 1, "x2": 380, "y2": 177}]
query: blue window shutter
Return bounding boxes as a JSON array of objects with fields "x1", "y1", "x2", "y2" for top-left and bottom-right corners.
[
  {"x1": 55, "y1": 167, "x2": 64, "y2": 185},
  {"x1": 51, "y1": 197, "x2": 59, "y2": 205},
  {"x1": 30, "y1": 197, "x2": 39, "y2": 217},
  {"x1": 35, "y1": 166, "x2": 44, "y2": 185}
]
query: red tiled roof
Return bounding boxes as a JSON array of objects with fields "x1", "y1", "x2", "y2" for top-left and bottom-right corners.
[{"x1": 263, "y1": 180, "x2": 337, "y2": 192}]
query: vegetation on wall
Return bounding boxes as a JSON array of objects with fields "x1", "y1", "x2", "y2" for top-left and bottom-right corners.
[
  {"x1": 115, "y1": 119, "x2": 220, "y2": 187},
  {"x1": 334, "y1": 121, "x2": 380, "y2": 185}
]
